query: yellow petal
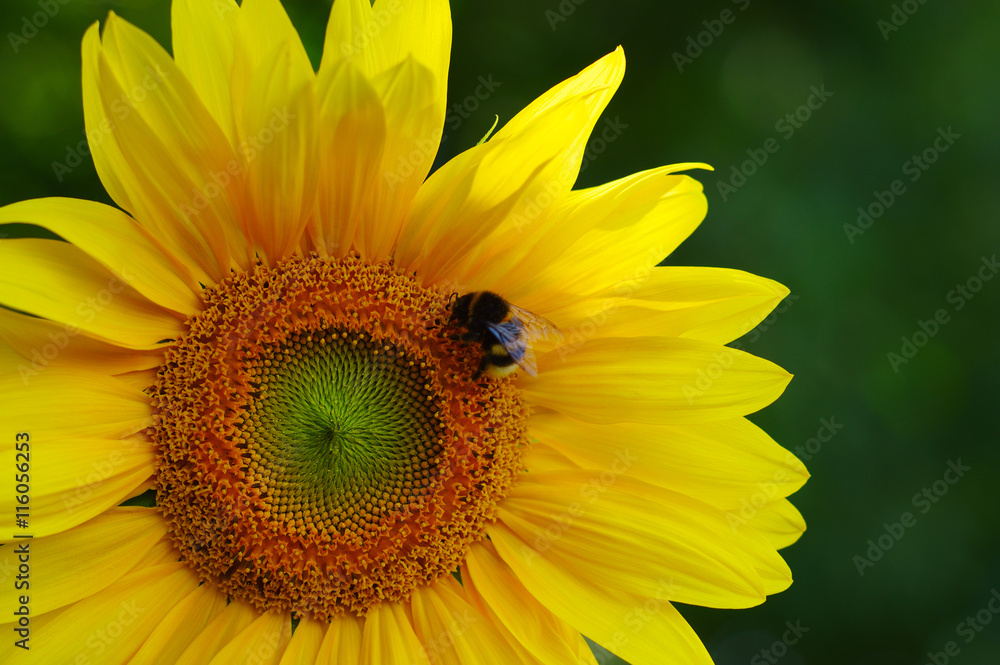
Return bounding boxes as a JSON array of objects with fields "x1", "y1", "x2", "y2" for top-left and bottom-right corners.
[
  {"x1": 322, "y1": 0, "x2": 451, "y2": 86},
  {"x1": 1, "y1": 437, "x2": 154, "y2": 542},
  {"x1": 463, "y1": 540, "x2": 598, "y2": 664},
  {"x1": 0, "y1": 238, "x2": 184, "y2": 349},
  {"x1": 360, "y1": 58, "x2": 441, "y2": 259},
  {"x1": 549, "y1": 267, "x2": 790, "y2": 346},
  {"x1": 529, "y1": 413, "x2": 808, "y2": 509},
  {"x1": 505, "y1": 172, "x2": 707, "y2": 312},
  {"x1": 320, "y1": 0, "x2": 451, "y2": 260},
  {"x1": 0, "y1": 307, "x2": 164, "y2": 376},
  {"x1": 442, "y1": 49, "x2": 627, "y2": 284},
  {"x1": 497, "y1": 471, "x2": 788, "y2": 609},
  {"x1": 525, "y1": 336, "x2": 791, "y2": 425},
  {"x1": 28, "y1": 563, "x2": 198, "y2": 665},
  {"x1": 308, "y1": 60, "x2": 386, "y2": 257},
  {"x1": 208, "y1": 611, "x2": 291, "y2": 665},
  {"x1": 176, "y1": 599, "x2": 262, "y2": 664},
  {"x1": 733, "y1": 497, "x2": 808, "y2": 552},
  {"x1": 360, "y1": 601, "x2": 426, "y2": 665},
  {"x1": 238, "y1": 39, "x2": 318, "y2": 261},
  {"x1": 397, "y1": 91, "x2": 602, "y2": 283},
  {"x1": 488, "y1": 520, "x2": 713, "y2": 665},
  {"x1": 410, "y1": 580, "x2": 521, "y2": 664},
  {"x1": 230, "y1": 0, "x2": 313, "y2": 137},
  {"x1": 279, "y1": 617, "x2": 326, "y2": 665},
  {"x1": 85, "y1": 16, "x2": 248, "y2": 283},
  {"x1": 172, "y1": 0, "x2": 240, "y2": 143},
  {"x1": 0, "y1": 367, "x2": 150, "y2": 441},
  {"x1": 0, "y1": 508, "x2": 165, "y2": 615},
  {"x1": 315, "y1": 614, "x2": 363, "y2": 665},
  {"x1": 131, "y1": 583, "x2": 229, "y2": 665},
  {"x1": 0, "y1": 197, "x2": 200, "y2": 315}
]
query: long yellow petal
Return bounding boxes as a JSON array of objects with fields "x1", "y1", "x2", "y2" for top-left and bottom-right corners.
[
  {"x1": 320, "y1": 0, "x2": 451, "y2": 260},
  {"x1": 279, "y1": 617, "x2": 326, "y2": 665},
  {"x1": 175, "y1": 599, "x2": 262, "y2": 664},
  {"x1": 525, "y1": 336, "x2": 791, "y2": 425},
  {"x1": 0, "y1": 367, "x2": 150, "y2": 441},
  {"x1": 547, "y1": 266, "x2": 790, "y2": 346},
  {"x1": 737, "y1": 497, "x2": 808, "y2": 551},
  {"x1": 85, "y1": 16, "x2": 248, "y2": 282},
  {"x1": 0, "y1": 307, "x2": 164, "y2": 376},
  {"x1": 397, "y1": 91, "x2": 602, "y2": 283},
  {"x1": 208, "y1": 611, "x2": 291, "y2": 665},
  {"x1": 511, "y1": 176, "x2": 708, "y2": 316},
  {"x1": 230, "y1": 0, "x2": 313, "y2": 139},
  {"x1": 171, "y1": 0, "x2": 240, "y2": 143},
  {"x1": 463, "y1": 540, "x2": 598, "y2": 664},
  {"x1": 131, "y1": 583, "x2": 229, "y2": 665},
  {"x1": 238, "y1": 39, "x2": 318, "y2": 262},
  {"x1": 409, "y1": 580, "x2": 521, "y2": 664},
  {"x1": 315, "y1": 613, "x2": 363, "y2": 665},
  {"x1": 529, "y1": 413, "x2": 808, "y2": 509},
  {"x1": 308, "y1": 60, "x2": 386, "y2": 257},
  {"x1": 27, "y1": 563, "x2": 198, "y2": 665},
  {"x1": 360, "y1": 601, "x2": 427, "y2": 665},
  {"x1": 497, "y1": 471, "x2": 788, "y2": 609},
  {"x1": 0, "y1": 437, "x2": 154, "y2": 542},
  {"x1": 0, "y1": 238, "x2": 183, "y2": 349},
  {"x1": 443, "y1": 48, "x2": 628, "y2": 286},
  {"x1": 0, "y1": 198, "x2": 200, "y2": 315},
  {"x1": 488, "y1": 521, "x2": 713, "y2": 665},
  {"x1": 0, "y1": 508, "x2": 165, "y2": 616}
]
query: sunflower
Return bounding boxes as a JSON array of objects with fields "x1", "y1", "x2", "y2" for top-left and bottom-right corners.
[{"x1": 0, "y1": 0, "x2": 807, "y2": 663}]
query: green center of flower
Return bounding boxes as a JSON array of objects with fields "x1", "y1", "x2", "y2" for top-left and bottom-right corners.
[
  {"x1": 150, "y1": 255, "x2": 528, "y2": 620},
  {"x1": 244, "y1": 328, "x2": 444, "y2": 542}
]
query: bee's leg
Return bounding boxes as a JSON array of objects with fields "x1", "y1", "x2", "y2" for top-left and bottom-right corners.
[{"x1": 460, "y1": 331, "x2": 482, "y2": 343}]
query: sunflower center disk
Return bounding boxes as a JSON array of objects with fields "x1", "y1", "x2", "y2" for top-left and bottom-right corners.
[{"x1": 151, "y1": 256, "x2": 528, "y2": 619}]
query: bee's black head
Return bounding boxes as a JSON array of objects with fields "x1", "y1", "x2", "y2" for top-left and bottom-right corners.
[{"x1": 450, "y1": 292, "x2": 473, "y2": 323}]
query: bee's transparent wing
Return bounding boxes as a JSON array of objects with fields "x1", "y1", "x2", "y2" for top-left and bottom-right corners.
[
  {"x1": 486, "y1": 319, "x2": 537, "y2": 377},
  {"x1": 505, "y1": 304, "x2": 563, "y2": 345}
]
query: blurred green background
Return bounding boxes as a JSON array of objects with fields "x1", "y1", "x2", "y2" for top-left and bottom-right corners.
[{"x1": 2, "y1": 1, "x2": 998, "y2": 663}]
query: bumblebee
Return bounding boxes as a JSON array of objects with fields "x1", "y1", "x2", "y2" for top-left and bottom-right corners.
[{"x1": 450, "y1": 291, "x2": 561, "y2": 379}]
